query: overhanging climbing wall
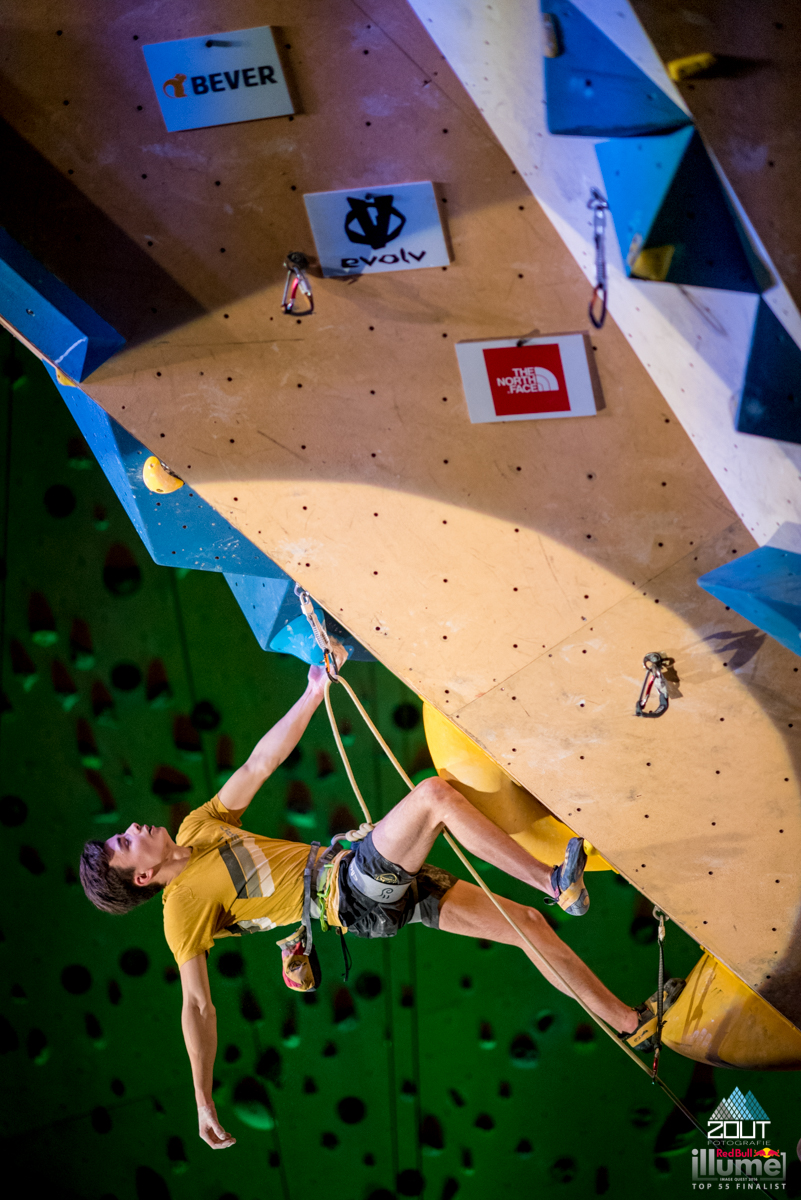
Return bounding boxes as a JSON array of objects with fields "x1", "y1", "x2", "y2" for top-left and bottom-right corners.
[{"x1": 0, "y1": 0, "x2": 799, "y2": 1049}]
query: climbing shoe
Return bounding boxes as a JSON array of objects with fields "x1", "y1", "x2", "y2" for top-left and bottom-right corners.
[
  {"x1": 548, "y1": 836, "x2": 590, "y2": 916},
  {"x1": 622, "y1": 977, "x2": 686, "y2": 1052}
]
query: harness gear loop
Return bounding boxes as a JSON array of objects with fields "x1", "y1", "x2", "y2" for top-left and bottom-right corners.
[
  {"x1": 587, "y1": 188, "x2": 609, "y2": 329},
  {"x1": 635, "y1": 652, "x2": 671, "y2": 718},
  {"x1": 281, "y1": 251, "x2": 314, "y2": 317},
  {"x1": 295, "y1": 596, "x2": 707, "y2": 1138}
]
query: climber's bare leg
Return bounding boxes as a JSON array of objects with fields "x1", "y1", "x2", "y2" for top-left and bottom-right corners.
[
  {"x1": 371, "y1": 777, "x2": 555, "y2": 897},
  {"x1": 438, "y1": 880, "x2": 638, "y2": 1034}
]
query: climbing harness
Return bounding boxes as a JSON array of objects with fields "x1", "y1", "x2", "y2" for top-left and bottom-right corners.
[
  {"x1": 587, "y1": 189, "x2": 609, "y2": 330},
  {"x1": 635, "y1": 652, "x2": 671, "y2": 718},
  {"x1": 281, "y1": 252, "x2": 314, "y2": 317},
  {"x1": 295, "y1": 592, "x2": 710, "y2": 1137}
]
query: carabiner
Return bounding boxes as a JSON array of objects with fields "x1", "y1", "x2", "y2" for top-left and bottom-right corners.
[
  {"x1": 635, "y1": 652, "x2": 670, "y2": 718},
  {"x1": 282, "y1": 252, "x2": 314, "y2": 316}
]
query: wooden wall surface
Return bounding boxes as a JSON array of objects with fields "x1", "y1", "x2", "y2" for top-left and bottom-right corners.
[{"x1": 0, "y1": 0, "x2": 799, "y2": 1027}]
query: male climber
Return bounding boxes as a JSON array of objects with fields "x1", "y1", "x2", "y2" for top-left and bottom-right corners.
[{"x1": 80, "y1": 661, "x2": 684, "y2": 1150}]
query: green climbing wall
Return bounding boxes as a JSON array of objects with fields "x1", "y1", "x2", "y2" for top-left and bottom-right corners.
[{"x1": 1, "y1": 331, "x2": 798, "y2": 1198}]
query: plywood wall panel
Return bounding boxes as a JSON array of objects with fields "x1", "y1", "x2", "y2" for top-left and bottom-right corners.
[{"x1": 1, "y1": 0, "x2": 799, "y2": 1025}]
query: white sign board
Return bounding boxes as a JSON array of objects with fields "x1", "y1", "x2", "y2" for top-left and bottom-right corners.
[
  {"x1": 455, "y1": 334, "x2": 600, "y2": 423},
  {"x1": 304, "y1": 182, "x2": 449, "y2": 277},
  {"x1": 142, "y1": 27, "x2": 293, "y2": 133}
]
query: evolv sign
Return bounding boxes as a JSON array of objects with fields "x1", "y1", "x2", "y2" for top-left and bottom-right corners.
[
  {"x1": 304, "y1": 182, "x2": 450, "y2": 276},
  {"x1": 142, "y1": 27, "x2": 294, "y2": 133}
]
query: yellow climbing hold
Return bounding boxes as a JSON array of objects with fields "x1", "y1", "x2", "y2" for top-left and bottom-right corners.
[
  {"x1": 630, "y1": 244, "x2": 675, "y2": 282},
  {"x1": 143, "y1": 455, "x2": 184, "y2": 494},
  {"x1": 422, "y1": 702, "x2": 613, "y2": 872},
  {"x1": 667, "y1": 52, "x2": 717, "y2": 82}
]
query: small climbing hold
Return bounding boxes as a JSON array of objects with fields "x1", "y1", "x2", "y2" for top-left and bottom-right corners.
[{"x1": 143, "y1": 455, "x2": 184, "y2": 493}]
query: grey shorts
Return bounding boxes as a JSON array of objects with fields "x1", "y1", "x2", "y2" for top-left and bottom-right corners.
[{"x1": 335, "y1": 831, "x2": 457, "y2": 939}]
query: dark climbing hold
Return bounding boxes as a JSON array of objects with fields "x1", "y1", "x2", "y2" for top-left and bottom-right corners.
[
  {"x1": 146, "y1": 660, "x2": 173, "y2": 707},
  {"x1": 119, "y1": 948, "x2": 149, "y2": 977},
  {"x1": 355, "y1": 972, "x2": 383, "y2": 1000},
  {"x1": 0, "y1": 1015, "x2": 19, "y2": 1054},
  {"x1": 111, "y1": 662, "x2": 142, "y2": 691},
  {"x1": 28, "y1": 592, "x2": 58, "y2": 646},
  {"x1": 224, "y1": 1043, "x2": 241, "y2": 1063},
  {"x1": 135, "y1": 1166, "x2": 171, "y2": 1200},
  {"x1": 321, "y1": 1131, "x2": 339, "y2": 1149},
  {"x1": 397, "y1": 1169, "x2": 426, "y2": 1196},
  {"x1": 509, "y1": 1032, "x2": 539, "y2": 1068},
  {"x1": 333, "y1": 987, "x2": 357, "y2": 1028},
  {"x1": 151, "y1": 766, "x2": 192, "y2": 798},
  {"x1": 27, "y1": 1028, "x2": 48, "y2": 1063},
  {"x1": 103, "y1": 544, "x2": 142, "y2": 596},
  {"x1": 19, "y1": 845, "x2": 45, "y2": 875},
  {"x1": 190, "y1": 700, "x2": 221, "y2": 731},
  {"x1": 516, "y1": 1138, "x2": 533, "y2": 1158},
  {"x1": 232, "y1": 1076, "x2": 274, "y2": 1129},
  {"x1": 240, "y1": 989, "x2": 263, "y2": 1023},
  {"x1": 595, "y1": 1166, "x2": 610, "y2": 1194},
  {"x1": 303, "y1": 1076, "x2": 318, "y2": 1094},
  {"x1": 107, "y1": 980, "x2": 122, "y2": 1005},
  {"x1": 44, "y1": 483, "x2": 76, "y2": 518},
  {"x1": 69, "y1": 618, "x2": 95, "y2": 670},
  {"x1": 217, "y1": 951, "x2": 244, "y2": 979},
  {"x1": 420, "y1": 1114, "x2": 445, "y2": 1153},
  {"x1": 337, "y1": 1096, "x2": 366, "y2": 1125},
  {"x1": 474, "y1": 1112, "x2": 495, "y2": 1131},
  {"x1": 392, "y1": 702, "x2": 421, "y2": 730},
  {"x1": 549, "y1": 1156, "x2": 578, "y2": 1184},
  {"x1": 441, "y1": 1179, "x2": 460, "y2": 1200},
  {"x1": 91, "y1": 1105, "x2": 112, "y2": 1134},
  {"x1": 256, "y1": 1046, "x2": 282, "y2": 1085},
  {"x1": 0, "y1": 794, "x2": 27, "y2": 827}
]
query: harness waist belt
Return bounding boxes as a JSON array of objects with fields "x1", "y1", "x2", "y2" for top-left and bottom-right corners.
[{"x1": 347, "y1": 855, "x2": 411, "y2": 903}]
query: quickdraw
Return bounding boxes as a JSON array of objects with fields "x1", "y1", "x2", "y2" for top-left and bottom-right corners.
[
  {"x1": 281, "y1": 251, "x2": 314, "y2": 317},
  {"x1": 635, "y1": 652, "x2": 671, "y2": 718},
  {"x1": 587, "y1": 188, "x2": 609, "y2": 330},
  {"x1": 652, "y1": 906, "x2": 668, "y2": 1078}
]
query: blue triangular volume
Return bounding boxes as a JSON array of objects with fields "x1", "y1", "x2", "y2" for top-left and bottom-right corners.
[
  {"x1": 47, "y1": 364, "x2": 284, "y2": 577},
  {"x1": 224, "y1": 573, "x2": 374, "y2": 664},
  {"x1": 46, "y1": 366, "x2": 374, "y2": 663},
  {"x1": 698, "y1": 546, "x2": 801, "y2": 659},
  {"x1": 542, "y1": 1, "x2": 690, "y2": 137},
  {"x1": 0, "y1": 228, "x2": 124, "y2": 380},
  {"x1": 597, "y1": 128, "x2": 768, "y2": 292},
  {"x1": 736, "y1": 300, "x2": 801, "y2": 444}
]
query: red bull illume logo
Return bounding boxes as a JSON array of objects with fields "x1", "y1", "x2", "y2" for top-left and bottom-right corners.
[{"x1": 690, "y1": 1089, "x2": 786, "y2": 1188}]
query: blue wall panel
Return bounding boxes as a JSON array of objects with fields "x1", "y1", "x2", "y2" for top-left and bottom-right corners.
[
  {"x1": 0, "y1": 228, "x2": 124, "y2": 380},
  {"x1": 736, "y1": 300, "x2": 801, "y2": 445},
  {"x1": 597, "y1": 128, "x2": 768, "y2": 292},
  {"x1": 542, "y1": 0, "x2": 690, "y2": 137},
  {"x1": 698, "y1": 546, "x2": 801, "y2": 659}
]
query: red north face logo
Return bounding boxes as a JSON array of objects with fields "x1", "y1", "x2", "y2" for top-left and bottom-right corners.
[{"x1": 483, "y1": 344, "x2": 570, "y2": 416}]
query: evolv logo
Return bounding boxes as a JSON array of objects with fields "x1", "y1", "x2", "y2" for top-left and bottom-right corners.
[{"x1": 344, "y1": 194, "x2": 406, "y2": 250}]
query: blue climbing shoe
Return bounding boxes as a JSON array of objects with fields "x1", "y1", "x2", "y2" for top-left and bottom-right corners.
[
  {"x1": 622, "y1": 978, "x2": 686, "y2": 1052},
  {"x1": 548, "y1": 836, "x2": 590, "y2": 916}
]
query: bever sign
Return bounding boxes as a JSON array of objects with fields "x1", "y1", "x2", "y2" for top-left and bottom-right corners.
[
  {"x1": 143, "y1": 27, "x2": 293, "y2": 133},
  {"x1": 455, "y1": 335, "x2": 600, "y2": 424}
]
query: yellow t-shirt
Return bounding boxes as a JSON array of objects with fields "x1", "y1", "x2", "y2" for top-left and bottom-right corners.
[{"x1": 162, "y1": 796, "x2": 312, "y2": 967}]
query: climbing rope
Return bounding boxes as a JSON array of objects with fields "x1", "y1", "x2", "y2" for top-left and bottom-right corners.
[
  {"x1": 587, "y1": 188, "x2": 609, "y2": 330},
  {"x1": 297, "y1": 593, "x2": 707, "y2": 1135}
]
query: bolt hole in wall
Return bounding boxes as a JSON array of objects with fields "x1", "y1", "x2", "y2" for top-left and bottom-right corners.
[{"x1": 0, "y1": 316, "x2": 799, "y2": 1193}]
